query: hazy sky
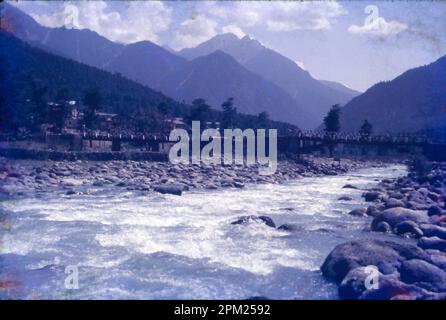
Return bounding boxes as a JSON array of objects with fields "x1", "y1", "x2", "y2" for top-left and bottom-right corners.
[{"x1": 10, "y1": 0, "x2": 446, "y2": 92}]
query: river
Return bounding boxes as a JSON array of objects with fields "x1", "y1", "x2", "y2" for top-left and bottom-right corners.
[{"x1": 0, "y1": 164, "x2": 413, "y2": 299}]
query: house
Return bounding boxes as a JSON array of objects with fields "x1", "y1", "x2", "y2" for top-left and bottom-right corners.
[{"x1": 163, "y1": 117, "x2": 188, "y2": 131}]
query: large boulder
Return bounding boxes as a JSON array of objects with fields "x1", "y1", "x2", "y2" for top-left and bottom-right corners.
[
  {"x1": 231, "y1": 215, "x2": 276, "y2": 228},
  {"x1": 371, "y1": 207, "x2": 428, "y2": 231},
  {"x1": 419, "y1": 224, "x2": 446, "y2": 240},
  {"x1": 358, "y1": 275, "x2": 428, "y2": 300},
  {"x1": 338, "y1": 266, "x2": 380, "y2": 300},
  {"x1": 366, "y1": 205, "x2": 381, "y2": 217},
  {"x1": 364, "y1": 191, "x2": 381, "y2": 202},
  {"x1": 348, "y1": 208, "x2": 367, "y2": 217},
  {"x1": 394, "y1": 221, "x2": 423, "y2": 238},
  {"x1": 154, "y1": 183, "x2": 187, "y2": 196},
  {"x1": 400, "y1": 259, "x2": 446, "y2": 292},
  {"x1": 321, "y1": 239, "x2": 428, "y2": 284},
  {"x1": 338, "y1": 266, "x2": 430, "y2": 300},
  {"x1": 385, "y1": 198, "x2": 406, "y2": 209},
  {"x1": 277, "y1": 223, "x2": 304, "y2": 232},
  {"x1": 428, "y1": 205, "x2": 446, "y2": 217},
  {"x1": 418, "y1": 237, "x2": 446, "y2": 251}
]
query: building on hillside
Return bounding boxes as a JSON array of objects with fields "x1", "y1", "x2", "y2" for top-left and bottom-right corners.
[{"x1": 163, "y1": 117, "x2": 188, "y2": 132}]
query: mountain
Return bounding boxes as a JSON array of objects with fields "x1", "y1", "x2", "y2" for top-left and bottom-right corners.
[
  {"x1": 158, "y1": 50, "x2": 312, "y2": 128},
  {"x1": 0, "y1": 2, "x2": 122, "y2": 68},
  {"x1": 0, "y1": 2, "x2": 182, "y2": 88},
  {"x1": 178, "y1": 34, "x2": 359, "y2": 127},
  {"x1": 339, "y1": 55, "x2": 446, "y2": 136},
  {"x1": 0, "y1": 31, "x2": 186, "y2": 128},
  {"x1": 319, "y1": 80, "x2": 361, "y2": 97},
  {"x1": 105, "y1": 41, "x2": 187, "y2": 88},
  {"x1": 0, "y1": 4, "x2": 312, "y2": 128},
  {"x1": 179, "y1": 33, "x2": 264, "y2": 63},
  {"x1": 0, "y1": 32, "x2": 298, "y2": 134}
]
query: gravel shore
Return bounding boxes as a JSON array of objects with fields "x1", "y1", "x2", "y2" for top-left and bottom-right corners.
[{"x1": 0, "y1": 156, "x2": 381, "y2": 197}]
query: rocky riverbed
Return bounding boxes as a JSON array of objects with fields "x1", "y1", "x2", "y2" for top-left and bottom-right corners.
[
  {"x1": 321, "y1": 162, "x2": 446, "y2": 300},
  {"x1": 0, "y1": 156, "x2": 379, "y2": 198}
]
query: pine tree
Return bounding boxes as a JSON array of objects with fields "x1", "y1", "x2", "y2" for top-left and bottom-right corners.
[
  {"x1": 323, "y1": 104, "x2": 341, "y2": 133},
  {"x1": 221, "y1": 97, "x2": 237, "y2": 130},
  {"x1": 359, "y1": 119, "x2": 373, "y2": 136}
]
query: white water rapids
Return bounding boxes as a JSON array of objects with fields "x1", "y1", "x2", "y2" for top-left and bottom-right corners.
[{"x1": 0, "y1": 165, "x2": 413, "y2": 299}]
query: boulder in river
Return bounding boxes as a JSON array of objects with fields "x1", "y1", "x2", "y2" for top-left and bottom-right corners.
[
  {"x1": 418, "y1": 236, "x2": 446, "y2": 252},
  {"x1": 338, "y1": 266, "x2": 379, "y2": 299},
  {"x1": 366, "y1": 205, "x2": 381, "y2": 217},
  {"x1": 231, "y1": 215, "x2": 276, "y2": 228},
  {"x1": 278, "y1": 223, "x2": 304, "y2": 232},
  {"x1": 348, "y1": 208, "x2": 367, "y2": 217},
  {"x1": 358, "y1": 274, "x2": 427, "y2": 300},
  {"x1": 154, "y1": 183, "x2": 187, "y2": 196},
  {"x1": 321, "y1": 239, "x2": 429, "y2": 284},
  {"x1": 374, "y1": 221, "x2": 391, "y2": 233},
  {"x1": 428, "y1": 205, "x2": 446, "y2": 217},
  {"x1": 385, "y1": 198, "x2": 405, "y2": 209},
  {"x1": 343, "y1": 184, "x2": 358, "y2": 189},
  {"x1": 339, "y1": 267, "x2": 424, "y2": 300},
  {"x1": 364, "y1": 191, "x2": 381, "y2": 202},
  {"x1": 394, "y1": 221, "x2": 423, "y2": 238},
  {"x1": 419, "y1": 224, "x2": 446, "y2": 240},
  {"x1": 371, "y1": 207, "x2": 428, "y2": 231},
  {"x1": 399, "y1": 259, "x2": 446, "y2": 292}
]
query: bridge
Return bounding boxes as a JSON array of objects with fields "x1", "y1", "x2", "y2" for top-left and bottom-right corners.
[
  {"x1": 77, "y1": 130, "x2": 445, "y2": 161},
  {"x1": 2, "y1": 130, "x2": 442, "y2": 160}
]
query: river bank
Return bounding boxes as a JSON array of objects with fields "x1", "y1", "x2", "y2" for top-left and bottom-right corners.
[
  {"x1": 321, "y1": 161, "x2": 446, "y2": 300},
  {"x1": 0, "y1": 156, "x2": 383, "y2": 198}
]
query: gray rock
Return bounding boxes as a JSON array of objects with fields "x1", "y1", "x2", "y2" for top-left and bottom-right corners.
[
  {"x1": 371, "y1": 207, "x2": 428, "y2": 231},
  {"x1": 231, "y1": 215, "x2": 276, "y2": 228},
  {"x1": 374, "y1": 221, "x2": 391, "y2": 233},
  {"x1": 400, "y1": 259, "x2": 446, "y2": 292},
  {"x1": 321, "y1": 239, "x2": 428, "y2": 284},
  {"x1": 394, "y1": 221, "x2": 423, "y2": 238},
  {"x1": 419, "y1": 224, "x2": 446, "y2": 240},
  {"x1": 418, "y1": 236, "x2": 446, "y2": 251},
  {"x1": 338, "y1": 266, "x2": 379, "y2": 300},
  {"x1": 348, "y1": 208, "x2": 367, "y2": 217},
  {"x1": 428, "y1": 205, "x2": 445, "y2": 217},
  {"x1": 364, "y1": 191, "x2": 381, "y2": 202},
  {"x1": 385, "y1": 198, "x2": 406, "y2": 209},
  {"x1": 338, "y1": 196, "x2": 353, "y2": 201},
  {"x1": 358, "y1": 274, "x2": 427, "y2": 300},
  {"x1": 343, "y1": 184, "x2": 358, "y2": 189},
  {"x1": 154, "y1": 183, "x2": 186, "y2": 196},
  {"x1": 366, "y1": 206, "x2": 381, "y2": 217},
  {"x1": 278, "y1": 224, "x2": 304, "y2": 232}
]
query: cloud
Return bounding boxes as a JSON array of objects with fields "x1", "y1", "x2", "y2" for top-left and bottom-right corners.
[
  {"x1": 348, "y1": 17, "x2": 408, "y2": 36},
  {"x1": 167, "y1": 1, "x2": 346, "y2": 49},
  {"x1": 172, "y1": 14, "x2": 217, "y2": 49},
  {"x1": 348, "y1": 5, "x2": 408, "y2": 36},
  {"x1": 21, "y1": 1, "x2": 172, "y2": 44},
  {"x1": 221, "y1": 25, "x2": 245, "y2": 38},
  {"x1": 225, "y1": 1, "x2": 346, "y2": 31}
]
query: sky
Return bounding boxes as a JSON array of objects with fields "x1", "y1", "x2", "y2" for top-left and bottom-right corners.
[{"x1": 8, "y1": 0, "x2": 446, "y2": 92}]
